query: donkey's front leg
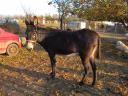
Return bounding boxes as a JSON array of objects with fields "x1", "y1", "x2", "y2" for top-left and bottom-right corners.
[{"x1": 48, "y1": 52, "x2": 56, "y2": 79}]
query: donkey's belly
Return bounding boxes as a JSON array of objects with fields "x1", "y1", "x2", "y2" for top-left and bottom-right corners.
[
  {"x1": 59, "y1": 53, "x2": 79, "y2": 57},
  {"x1": 54, "y1": 48, "x2": 78, "y2": 55}
]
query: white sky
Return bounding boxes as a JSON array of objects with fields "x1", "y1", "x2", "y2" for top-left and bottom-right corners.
[{"x1": 0, "y1": 0, "x2": 57, "y2": 16}]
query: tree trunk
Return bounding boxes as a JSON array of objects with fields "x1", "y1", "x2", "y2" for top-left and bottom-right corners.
[
  {"x1": 121, "y1": 19, "x2": 128, "y2": 31},
  {"x1": 60, "y1": 14, "x2": 64, "y2": 30},
  {"x1": 60, "y1": 16, "x2": 63, "y2": 30}
]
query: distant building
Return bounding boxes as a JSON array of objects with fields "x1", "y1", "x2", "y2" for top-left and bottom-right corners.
[
  {"x1": 67, "y1": 21, "x2": 86, "y2": 30},
  {"x1": 38, "y1": 17, "x2": 46, "y2": 25},
  {"x1": 94, "y1": 21, "x2": 126, "y2": 33},
  {"x1": 45, "y1": 19, "x2": 59, "y2": 28}
]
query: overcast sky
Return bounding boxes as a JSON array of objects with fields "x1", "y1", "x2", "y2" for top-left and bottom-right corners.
[{"x1": 0, "y1": 0, "x2": 57, "y2": 16}]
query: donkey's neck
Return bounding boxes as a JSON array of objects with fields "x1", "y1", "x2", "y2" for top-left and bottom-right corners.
[
  {"x1": 36, "y1": 28, "x2": 59, "y2": 44},
  {"x1": 36, "y1": 32, "x2": 49, "y2": 44}
]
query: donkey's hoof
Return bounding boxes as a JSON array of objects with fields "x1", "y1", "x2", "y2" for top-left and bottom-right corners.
[
  {"x1": 78, "y1": 81, "x2": 84, "y2": 86},
  {"x1": 51, "y1": 75, "x2": 55, "y2": 79},
  {"x1": 50, "y1": 72, "x2": 55, "y2": 79},
  {"x1": 91, "y1": 82, "x2": 95, "y2": 87}
]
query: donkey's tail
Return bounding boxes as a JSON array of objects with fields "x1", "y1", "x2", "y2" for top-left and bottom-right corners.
[{"x1": 96, "y1": 37, "x2": 101, "y2": 60}]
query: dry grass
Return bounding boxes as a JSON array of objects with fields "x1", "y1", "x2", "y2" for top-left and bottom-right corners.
[{"x1": 0, "y1": 32, "x2": 128, "y2": 96}]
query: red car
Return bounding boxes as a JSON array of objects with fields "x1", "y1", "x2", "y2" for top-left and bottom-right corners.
[{"x1": 0, "y1": 28, "x2": 22, "y2": 56}]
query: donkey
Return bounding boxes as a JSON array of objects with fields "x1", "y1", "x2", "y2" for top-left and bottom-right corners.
[{"x1": 26, "y1": 28, "x2": 100, "y2": 86}]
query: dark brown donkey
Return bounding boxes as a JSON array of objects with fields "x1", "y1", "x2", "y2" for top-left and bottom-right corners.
[{"x1": 27, "y1": 28, "x2": 100, "y2": 86}]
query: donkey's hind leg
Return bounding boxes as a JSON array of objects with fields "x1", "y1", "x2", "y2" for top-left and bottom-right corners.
[
  {"x1": 90, "y1": 58, "x2": 96, "y2": 86},
  {"x1": 90, "y1": 45, "x2": 97, "y2": 86},
  {"x1": 79, "y1": 53, "x2": 89, "y2": 86}
]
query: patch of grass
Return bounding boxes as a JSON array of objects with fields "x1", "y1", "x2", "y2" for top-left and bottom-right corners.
[{"x1": 99, "y1": 32, "x2": 126, "y2": 40}]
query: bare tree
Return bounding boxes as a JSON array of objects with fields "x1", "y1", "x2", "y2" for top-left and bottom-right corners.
[{"x1": 48, "y1": 0, "x2": 72, "y2": 30}]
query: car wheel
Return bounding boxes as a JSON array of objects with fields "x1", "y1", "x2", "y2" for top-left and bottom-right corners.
[{"x1": 6, "y1": 43, "x2": 19, "y2": 56}]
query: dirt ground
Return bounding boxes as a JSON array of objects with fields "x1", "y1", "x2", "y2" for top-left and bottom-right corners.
[{"x1": 0, "y1": 32, "x2": 128, "y2": 96}]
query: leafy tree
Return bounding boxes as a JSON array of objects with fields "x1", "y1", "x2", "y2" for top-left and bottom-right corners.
[{"x1": 72, "y1": 0, "x2": 128, "y2": 30}]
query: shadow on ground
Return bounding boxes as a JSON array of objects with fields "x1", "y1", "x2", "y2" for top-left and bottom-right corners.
[{"x1": 0, "y1": 63, "x2": 102, "y2": 96}]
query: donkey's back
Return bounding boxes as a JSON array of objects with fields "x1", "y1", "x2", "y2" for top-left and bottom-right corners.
[{"x1": 42, "y1": 28, "x2": 100, "y2": 57}]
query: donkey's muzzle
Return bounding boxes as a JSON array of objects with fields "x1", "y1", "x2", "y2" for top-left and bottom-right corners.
[{"x1": 26, "y1": 40, "x2": 35, "y2": 50}]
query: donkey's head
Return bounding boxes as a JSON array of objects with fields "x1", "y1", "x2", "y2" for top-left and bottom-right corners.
[
  {"x1": 26, "y1": 29, "x2": 48, "y2": 50},
  {"x1": 26, "y1": 32, "x2": 38, "y2": 50}
]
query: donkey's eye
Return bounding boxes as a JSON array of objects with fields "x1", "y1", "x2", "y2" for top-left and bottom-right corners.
[
  {"x1": 32, "y1": 36, "x2": 35, "y2": 39},
  {"x1": 31, "y1": 33, "x2": 37, "y2": 40}
]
